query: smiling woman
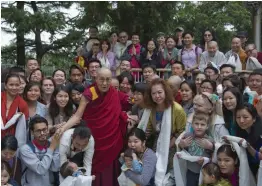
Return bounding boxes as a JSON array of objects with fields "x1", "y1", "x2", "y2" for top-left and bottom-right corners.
[{"x1": 46, "y1": 85, "x2": 74, "y2": 135}]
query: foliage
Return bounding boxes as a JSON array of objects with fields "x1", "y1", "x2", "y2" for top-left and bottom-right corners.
[{"x1": 1, "y1": 1, "x2": 255, "y2": 66}]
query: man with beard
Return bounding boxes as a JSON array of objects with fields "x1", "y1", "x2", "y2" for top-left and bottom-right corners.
[
  {"x1": 57, "y1": 68, "x2": 136, "y2": 186},
  {"x1": 20, "y1": 116, "x2": 61, "y2": 186},
  {"x1": 199, "y1": 41, "x2": 226, "y2": 71}
]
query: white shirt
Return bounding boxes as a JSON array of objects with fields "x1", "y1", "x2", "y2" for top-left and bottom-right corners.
[{"x1": 59, "y1": 129, "x2": 95, "y2": 176}]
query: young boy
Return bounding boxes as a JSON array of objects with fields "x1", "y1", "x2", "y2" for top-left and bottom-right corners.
[
  {"x1": 118, "y1": 148, "x2": 143, "y2": 186},
  {"x1": 184, "y1": 112, "x2": 214, "y2": 186},
  {"x1": 201, "y1": 163, "x2": 232, "y2": 186},
  {"x1": 60, "y1": 161, "x2": 95, "y2": 186}
]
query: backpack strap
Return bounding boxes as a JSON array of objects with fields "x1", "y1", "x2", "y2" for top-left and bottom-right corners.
[
  {"x1": 181, "y1": 48, "x2": 184, "y2": 63},
  {"x1": 195, "y1": 46, "x2": 199, "y2": 57},
  {"x1": 21, "y1": 141, "x2": 51, "y2": 176}
]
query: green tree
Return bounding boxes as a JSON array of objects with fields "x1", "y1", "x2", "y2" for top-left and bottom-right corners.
[{"x1": 1, "y1": 1, "x2": 84, "y2": 65}]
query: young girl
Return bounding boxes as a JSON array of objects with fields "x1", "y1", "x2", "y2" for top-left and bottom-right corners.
[
  {"x1": 46, "y1": 85, "x2": 74, "y2": 134},
  {"x1": 216, "y1": 144, "x2": 240, "y2": 186},
  {"x1": 201, "y1": 163, "x2": 232, "y2": 186},
  {"x1": 180, "y1": 80, "x2": 197, "y2": 116},
  {"x1": 1, "y1": 160, "x2": 16, "y2": 186}
]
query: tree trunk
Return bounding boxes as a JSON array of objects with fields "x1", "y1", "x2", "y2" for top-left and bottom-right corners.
[
  {"x1": 31, "y1": 1, "x2": 43, "y2": 65},
  {"x1": 16, "y1": 1, "x2": 25, "y2": 66}
]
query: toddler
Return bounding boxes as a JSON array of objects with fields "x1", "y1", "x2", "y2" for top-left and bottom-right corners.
[
  {"x1": 60, "y1": 161, "x2": 95, "y2": 186},
  {"x1": 201, "y1": 162, "x2": 232, "y2": 186},
  {"x1": 118, "y1": 148, "x2": 143, "y2": 186},
  {"x1": 1, "y1": 161, "x2": 13, "y2": 186}
]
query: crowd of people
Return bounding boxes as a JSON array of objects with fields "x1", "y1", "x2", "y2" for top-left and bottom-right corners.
[{"x1": 1, "y1": 26, "x2": 262, "y2": 186}]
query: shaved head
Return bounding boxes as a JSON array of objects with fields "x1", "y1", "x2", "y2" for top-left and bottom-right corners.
[
  {"x1": 231, "y1": 37, "x2": 241, "y2": 52},
  {"x1": 168, "y1": 75, "x2": 182, "y2": 95},
  {"x1": 208, "y1": 41, "x2": 218, "y2": 47},
  {"x1": 96, "y1": 68, "x2": 113, "y2": 93},
  {"x1": 96, "y1": 68, "x2": 112, "y2": 78}
]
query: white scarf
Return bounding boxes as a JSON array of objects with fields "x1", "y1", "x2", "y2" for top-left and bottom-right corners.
[
  {"x1": 258, "y1": 161, "x2": 262, "y2": 186},
  {"x1": 98, "y1": 55, "x2": 110, "y2": 68},
  {"x1": 1, "y1": 112, "x2": 27, "y2": 147},
  {"x1": 216, "y1": 135, "x2": 256, "y2": 186},
  {"x1": 59, "y1": 175, "x2": 93, "y2": 186},
  {"x1": 118, "y1": 172, "x2": 136, "y2": 186},
  {"x1": 226, "y1": 53, "x2": 242, "y2": 71},
  {"x1": 138, "y1": 107, "x2": 171, "y2": 186},
  {"x1": 173, "y1": 150, "x2": 210, "y2": 186}
]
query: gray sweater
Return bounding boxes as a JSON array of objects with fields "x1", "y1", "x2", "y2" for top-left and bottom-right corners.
[
  {"x1": 125, "y1": 148, "x2": 157, "y2": 186},
  {"x1": 19, "y1": 143, "x2": 60, "y2": 186}
]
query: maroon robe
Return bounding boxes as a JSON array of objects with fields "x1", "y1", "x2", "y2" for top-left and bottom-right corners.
[{"x1": 83, "y1": 84, "x2": 128, "y2": 186}]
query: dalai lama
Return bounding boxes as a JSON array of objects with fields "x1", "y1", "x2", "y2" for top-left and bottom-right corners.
[{"x1": 57, "y1": 68, "x2": 136, "y2": 186}]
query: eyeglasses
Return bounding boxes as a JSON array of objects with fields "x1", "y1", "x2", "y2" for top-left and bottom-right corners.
[
  {"x1": 204, "y1": 34, "x2": 211, "y2": 37},
  {"x1": 34, "y1": 128, "x2": 48, "y2": 135},
  {"x1": 200, "y1": 86, "x2": 213, "y2": 90}
]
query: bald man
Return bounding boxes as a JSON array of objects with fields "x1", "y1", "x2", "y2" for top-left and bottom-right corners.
[
  {"x1": 168, "y1": 75, "x2": 183, "y2": 104},
  {"x1": 199, "y1": 41, "x2": 226, "y2": 71},
  {"x1": 58, "y1": 68, "x2": 135, "y2": 186},
  {"x1": 225, "y1": 37, "x2": 247, "y2": 70}
]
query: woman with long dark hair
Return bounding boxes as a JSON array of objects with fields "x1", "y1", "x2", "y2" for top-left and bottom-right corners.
[
  {"x1": 199, "y1": 29, "x2": 217, "y2": 51},
  {"x1": 140, "y1": 39, "x2": 161, "y2": 68},
  {"x1": 46, "y1": 85, "x2": 74, "y2": 134},
  {"x1": 222, "y1": 87, "x2": 243, "y2": 136},
  {"x1": 23, "y1": 82, "x2": 46, "y2": 119},
  {"x1": 235, "y1": 103, "x2": 262, "y2": 177},
  {"x1": 1, "y1": 74, "x2": 29, "y2": 139},
  {"x1": 1, "y1": 135, "x2": 21, "y2": 185}
]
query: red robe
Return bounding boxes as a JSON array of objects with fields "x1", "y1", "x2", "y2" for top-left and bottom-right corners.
[
  {"x1": 1, "y1": 91, "x2": 29, "y2": 138},
  {"x1": 83, "y1": 84, "x2": 128, "y2": 185}
]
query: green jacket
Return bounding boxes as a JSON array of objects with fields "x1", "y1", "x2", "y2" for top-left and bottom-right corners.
[{"x1": 201, "y1": 178, "x2": 232, "y2": 186}]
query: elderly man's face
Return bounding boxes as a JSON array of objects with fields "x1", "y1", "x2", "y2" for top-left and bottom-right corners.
[
  {"x1": 245, "y1": 45, "x2": 257, "y2": 58},
  {"x1": 119, "y1": 32, "x2": 128, "y2": 44},
  {"x1": 231, "y1": 38, "x2": 241, "y2": 52},
  {"x1": 96, "y1": 69, "x2": 112, "y2": 93},
  {"x1": 208, "y1": 44, "x2": 217, "y2": 56}
]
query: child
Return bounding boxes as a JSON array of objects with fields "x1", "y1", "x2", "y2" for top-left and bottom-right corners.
[
  {"x1": 1, "y1": 161, "x2": 14, "y2": 186},
  {"x1": 184, "y1": 112, "x2": 214, "y2": 186},
  {"x1": 201, "y1": 162, "x2": 232, "y2": 186},
  {"x1": 118, "y1": 148, "x2": 143, "y2": 186},
  {"x1": 59, "y1": 161, "x2": 95, "y2": 186}
]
